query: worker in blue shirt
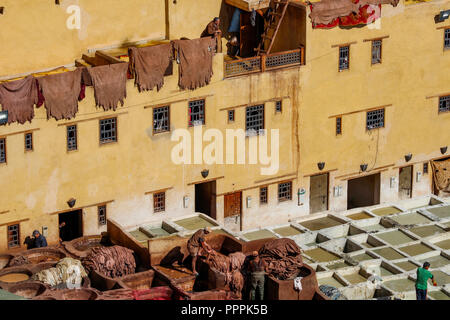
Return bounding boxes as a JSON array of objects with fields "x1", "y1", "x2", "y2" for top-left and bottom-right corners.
[{"x1": 33, "y1": 230, "x2": 48, "y2": 248}]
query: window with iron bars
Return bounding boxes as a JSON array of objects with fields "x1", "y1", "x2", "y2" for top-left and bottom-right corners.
[
  {"x1": 371, "y1": 40, "x2": 382, "y2": 65},
  {"x1": 25, "y1": 133, "x2": 33, "y2": 151},
  {"x1": 260, "y1": 186, "x2": 268, "y2": 205},
  {"x1": 336, "y1": 117, "x2": 342, "y2": 135},
  {"x1": 228, "y1": 110, "x2": 235, "y2": 123},
  {"x1": 275, "y1": 100, "x2": 282, "y2": 113},
  {"x1": 154, "y1": 192, "x2": 166, "y2": 213},
  {"x1": 8, "y1": 224, "x2": 20, "y2": 248},
  {"x1": 278, "y1": 182, "x2": 292, "y2": 202},
  {"x1": 188, "y1": 99, "x2": 205, "y2": 127},
  {"x1": 0, "y1": 138, "x2": 6, "y2": 163},
  {"x1": 99, "y1": 118, "x2": 117, "y2": 144},
  {"x1": 246, "y1": 104, "x2": 264, "y2": 136},
  {"x1": 67, "y1": 125, "x2": 77, "y2": 151},
  {"x1": 366, "y1": 109, "x2": 385, "y2": 130},
  {"x1": 439, "y1": 96, "x2": 450, "y2": 113},
  {"x1": 339, "y1": 46, "x2": 350, "y2": 71},
  {"x1": 153, "y1": 106, "x2": 170, "y2": 133},
  {"x1": 445, "y1": 29, "x2": 450, "y2": 49},
  {"x1": 98, "y1": 205, "x2": 107, "y2": 226}
]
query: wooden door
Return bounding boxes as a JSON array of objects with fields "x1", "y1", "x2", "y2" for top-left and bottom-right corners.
[
  {"x1": 224, "y1": 192, "x2": 242, "y2": 232},
  {"x1": 399, "y1": 166, "x2": 413, "y2": 199},
  {"x1": 310, "y1": 173, "x2": 329, "y2": 214}
]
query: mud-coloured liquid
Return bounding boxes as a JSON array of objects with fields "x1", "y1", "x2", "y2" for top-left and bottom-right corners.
[
  {"x1": 409, "y1": 225, "x2": 445, "y2": 238},
  {"x1": 419, "y1": 255, "x2": 450, "y2": 268},
  {"x1": 371, "y1": 207, "x2": 402, "y2": 216},
  {"x1": 304, "y1": 248, "x2": 340, "y2": 262},
  {"x1": 318, "y1": 276, "x2": 344, "y2": 288},
  {"x1": 434, "y1": 239, "x2": 450, "y2": 250},
  {"x1": 352, "y1": 253, "x2": 375, "y2": 262},
  {"x1": 300, "y1": 217, "x2": 343, "y2": 231},
  {"x1": 361, "y1": 242, "x2": 376, "y2": 248},
  {"x1": 394, "y1": 261, "x2": 418, "y2": 272},
  {"x1": 367, "y1": 266, "x2": 395, "y2": 277},
  {"x1": 348, "y1": 212, "x2": 373, "y2": 220},
  {"x1": 391, "y1": 213, "x2": 432, "y2": 226},
  {"x1": 153, "y1": 265, "x2": 195, "y2": 280},
  {"x1": 174, "y1": 216, "x2": 217, "y2": 230},
  {"x1": 129, "y1": 229, "x2": 152, "y2": 242},
  {"x1": 376, "y1": 230, "x2": 415, "y2": 246},
  {"x1": 427, "y1": 206, "x2": 450, "y2": 219},
  {"x1": 373, "y1": 247, "x2": 405, "y2": 260},
  {"x1": 273, "y1": 226, "x2": 303, "y2": 237},
  {"x1": 429, "y1": 290, "x2": 450, "y2": 300},
  {"x1": 0, "y1": 273, "x2": 30, "y2": 283},
  {"x1": 398, "y1": 243, "x2": 433, "y2": 256},
  {"x1": 343, "y1": 272, "x2": 367, "y2": 285},
  {"x1": 243, "y1": 230, "x2": 276, "y2": 241},
  {"x1": 383, "y1": 278, "x2": 415, "y2": 292},
  {"x1": 431, "y1": 271, "x2": 450, "y2": 286}
]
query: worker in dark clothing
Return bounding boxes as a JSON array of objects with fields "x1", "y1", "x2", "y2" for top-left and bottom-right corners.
[
  {"x1": 226, "y1": 36, "x2": 240, "y2": 57},
  {"x1": 248, "y1": 251, "x2": 266, "y2": 300},
  {"x1": 33, "y1": 230, "x2": 48, "y2": 248},
  {"x1": 187, "y1": 227, "x2": 212, "y2": 276},
  {"x1": 23, "y1": 236, "x2": 35, "y2": 250},
  {"x1": 201, "y1": 17, "x2": 222, "y2": 38},
  {"x1": 415, "y1": 261, "x2": 437, "y2": 300}
]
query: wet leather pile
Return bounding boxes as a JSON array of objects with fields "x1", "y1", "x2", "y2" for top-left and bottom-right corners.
[
  {"x1": 259, "y1": 238, "x2": 303, "y2": 280},
  {"x1": 82, "y1": 246, "x2": 136, "y2": 278},
  {"x1": 8, "y1": 255, "x2": 30, "y2": 267}
]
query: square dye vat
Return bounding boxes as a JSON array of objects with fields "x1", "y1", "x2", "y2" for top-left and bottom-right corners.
[
  {"x1": 351, "y1": 253, "x2": 376, "y2": 262},
  {"x1": 243, "y1": 229, "x2": 276, "y2": 241},
  {"x1": 373, "y1": 247, "x2": 406, "y2": 261},
  {"x1": 273, "y1": 226, "x2": 303, "y2": 237},
  {"x1": 299, "y1": 217, "x2": 343, "y2": 231},
  {"x1": 428, "y1": 290, "x2": 450, "y2": 300},
  {"x1": 431, "y1": 271, "x2": 450, "y2": 286},
  {"x1": 398, "y1": 243, "x2": 434, "y2": 257},
  {"x1": 427, "y1": 206, "x2": 450, "y2": 219},
  {"x1": 409, "y1": 225, "x2": 446, "y2": 238},
  {"x1": 434, "y1": 239, "x2": 450, "y2": 250},
  {"x1": 318, "y1": 276, "x2": 345, "y2": 288},
  {"x1": 390, "y1": 213, "x2": 432, "y2": 226},
  {"x1": 304, "y1": 248, "x2": 341, "y2": 263},
  {"x1": 376, "y1": 230, "x2": 415, "y2": 246},
  {"x1": 394, "y1": 261, "x2": 418, "y2": 272},
  {"x1": 174, "y1": 216, "x2": 217, "y2": 230},
  {"x1": 347, "y1": 212, "x2": 373, "y2": 220},
  {"x1": 343, "y1": 272, "x2": 368, "y2": 285},
  {"x1": 371, "y1": 207, "x2": 403, "y2": 216},
  {"x1": 418, "y1": 255, "x2": 450, "y2": 268},
  {"x1": 383, "y1": 278, "x2": 415, "y2": 292}
]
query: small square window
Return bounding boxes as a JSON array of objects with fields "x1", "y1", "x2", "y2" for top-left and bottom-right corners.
[
  {"x1": 278, "y1": 182, "x2": 292, "y2": 202},
  {"x1": 154, "y1": 192, "x2": 166, "y2": 213},
  {"x1": 445, "y1": 29, "x2": 450, "y2": 49},
  {"x1": 439, "y1": 96, "x2": 450, "y2": 113},
  {"x1": 423, "y1": 162, "x2": 428, "y2": 175},
  {"x1": 260, "y1": 186, "x2": 268, "y2": 205},
  {"x1": 275, "y1": 101, "x2": 282, "y2": 113},
  {"x1": 98, "y1": 205, "x2": 107, "y2": 226},
  {"x1": 246, "y1": 104, "x2": 264, "y2": 136},
  {"x1": 188, "y1": 99, "x2": 205, "y2": 127},
  {"x1": 366, "y1": 109, "x2": 385, "y2": 130},
  {"x1": 339, "y1": 46, "x2": 350, "y2": 71},
  {"x1": 228, "y1": 110, "x2": 235, "y2": 123},
  {"x1": 67, "y1": 125, "x2": 77, "y2": 151},
  {"x1": 99, "y1": 118, "x2": 117, "y2": 144},
  {"x1": 0, "y1": 138, "x2": 6, "y2": 163},
  {"x1": 371, "y1": 40, "x2": 382, "y2": 65},
  {"x1": 336, "y1": 117, "x2": 342, "y2": 135},
  {"x1": 8, "y1": 224, "x2": 20, "y2": 248},
  {"x1": 153, "y1": 106, "x2": 170, "y2": 133},
  {"x1": 25, "y1": 133, "x2": 33, "y2": 151}
]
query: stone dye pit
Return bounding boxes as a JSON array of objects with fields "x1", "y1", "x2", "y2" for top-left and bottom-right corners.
[
  {"x1": 174, "y1": 216, "x2": 217, "y2": 230},
  {"x1": 371, "y1": 207, "x2": 403, "y2": 216},
  {"x1": 347, "y1": 212, "x2": 373, "y2": 220},
  {"x1": 342, "y1": 272, "x2": 368, "y2": 285},
  {"x1": 398, "y1": 243, "x2": 434, "y2": 257},
  {"x1": 408, "y1": 225, "x2": 446, "y2": 238},
  {"x1": 391, "y1": 213, "x2": 432, "y2": 226},
  {"x1": 318, "y1": 276, "x2": 345, "y2": 288},
  {"x1": 383, "y1": 278, "x2": 415, "y2": 292},
  {"x1": 418, "y1": 255, "x2": 450, "y2": 268},
  {"x1": 376, "y1": 230, "x2": 416, "y2": 246},
  {"x1": 0, "y1": 273, "x2": 30, "y2": 283},
  {"x1": 243, "y1": 229, "x2": 277, "y2": 241},
  {"x1": 434, "y1": 239, "x2": 450, "y2": 250},
  {"x1": 273, "y1": 226, "x2": 303, "y2": 237},
  {"x1": 373, "y1": 247, "x2": 406, "y2": 261},
  {"x1": 351, "y1": 253, "x2": 376, "y2": 262},
  {"x1": 394, "y1": 261, "x2": 418, "y2": 272},
  {"x1": 427, "y1": 206, "x2": 450, "y2": 219},
  {"x1": 299, "y1": 217, "x2": 343, "y2": 231},
  {"x1": 429, "y1": 290, "x2": 450, "y2": 300},
  {"x1": 304, "y1": 248, "x2": 340, "y2": 263}
]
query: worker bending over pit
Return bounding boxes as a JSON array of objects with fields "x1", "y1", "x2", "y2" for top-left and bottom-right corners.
[
  {"x1": 187, "y1": 227, "x2": 212, "y2": 276},
  {"x1": 248, "y1": 251, "x2": 266, "y2": 300},
  {"x1": 415, "y1": 261, "x2": 437, "y2": 300}
]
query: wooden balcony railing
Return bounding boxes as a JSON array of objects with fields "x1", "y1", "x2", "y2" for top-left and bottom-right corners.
[{"x1": 224, "y1": 47, "x2": 304, "y2": 78}]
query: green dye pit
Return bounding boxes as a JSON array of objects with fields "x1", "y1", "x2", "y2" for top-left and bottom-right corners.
[
  {"x1": 432, "y1": 271, "x2": 450, "y2": 286},
  {"x1": 147, "y1": 227, "x2": 171, "y2": 237},
  {"x1": 371, "y1": 207, "x2": 402, "y2": 216},
  {"x1": 347, "y1": 212, "x2": 373, "y2": 220},
  {"x1": 343, "y1": 272, "x2": 368, "y2": 284},
  {"x1": 394, "y1": 261, "x2": 418, "y2": 272},
  {"x1": 318, "y1": 276, "x2": 344, "y2": 288},
  {"x1": 273, "y1": 226, "x2": 303, "y2": 237},
  {"x1": 383, "y1": 278, "x2": 415, "y2": 292},
  {"x1": 304, "y1": 248, "x2": 340, "y2": 262},
  {"x1": 373, "y1": 247, "x2": 406, "y2": 260},
  {"x1": 174, "y1": 216, "x2": 217, "y2": 230},
  {"x1": 427, "y1": 206, "x2": 450, "y2": 219},
  {"x1": 300, "y1": 217, "x2": 343, "y2": 231},
  {"x1": 301, "y1": 255, "x2": 314, "y2": 264},
  {"x1": 429, "y1": 290, "x2": 450, "y2": 300},
  {"x1": 398, "y1": 243, "x2": 433, "y2": 256},
  {"x1": 418, "y1": 255, "x2": 450, "y2": 268},
  {"x1": 361, "y1": 242, "x2": 377, "y2": 248},
  {"x1": 376, "y1": 230, "x2": 415, "y2": 246},
  {"x1": 327, "y1": 261, "x2": 351, "y2": 270},
  {"x1": 361, "y1": 224, "x2": 388, "y2": 233},
  {"x1": 409, "y1": 225, "x2": 445, "y2": 238},
  {"x1": 368, "y1": 266, "x2": 395, "y2": 277},
  {"x1": 130, "y1": 229, "x2": 152, "y2": 242},
  {"x1": 243, "y1": 229, "x2": 276, "y2": 241},
  {"x1": 352, "y1": 253, "x2": 375, "y2": 262},
  {"x1": 391, "y1": 213, "x2": 432, "y2": 226},
  {"x1": 434, "y1": 239, "x2": 450, "y2": 250}
]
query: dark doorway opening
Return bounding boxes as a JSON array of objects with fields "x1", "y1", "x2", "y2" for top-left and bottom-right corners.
[
  {"x1": 399, "y1": 165, "x2": 413, "y2": 200},
  {"x1": 239, "y1": 11, "x2": 264, "y2": 57},
  {"x1": 59, "y1": 209, "x2": 83, "y2": 242},
  {"x1": 310, "y1": 173, "x2": 329, "y2": 214},
  {"x1": 347, "y1": 173, "x2": 381, "y2": 210},
  {"x1": 195, "y1": 181, "x2": 217, "y2": 219}
]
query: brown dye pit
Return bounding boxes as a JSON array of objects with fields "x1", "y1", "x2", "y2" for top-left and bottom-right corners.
[
  {"x1": 352, "y1": 253, "x2": 375, "y2": 262},
  {"x1": 361, "y1": 224, "x2": 388, "y2": 233},
  {"x1": 9, "y1": 283, "x2": 47, "y2": 299},
  {"x1": 318, "y1": 276, "x2": 344, "y2": 288},
  {"x1": 0, "y1": 273, "x2": 30, "y2": 283},
  {"x1": 427, "y1": 206, "x2": 450, "y2": 219},
  {"x1": 343, "y1": 272, "x2": 367, "y2": 284},
  {"x1": 326, "y1": 261, "x2": 351, "y2": 270},
  {"x1": 347, "y1": 212, "x2": 373, "y2": 220},
  {"x1": 383, "y1": 278, "x2": 415, "y2": 292},
  {"x1": 429, "y1": 290, "x2": 450, "y2": 300},
  {"x1": 371, "y1": 207, "x2": 402, "y2": 216},
  {"x1": 153, "y1": 265, "x2": 194, "y2": 280},
  {"x1": 304, "y1": 248, "x2": 340, "y2": 263},
  {"x1": 243, "y1": 230, "x2": 276, "y2": 241},
  {"x1": 398, "y1": 243, "x2": 433, "y2": 256},
  {"x1": 376, "y1": 230, "x2": 415, "y2": 246},
  {"x1": 434, "y1": 239, "x2": 450, "y2": 250},
  {"x1": 27, "y1": 255, "x2": 61, "y2": 264},
  {"x1": 419, "y1": 255, "x2": 450, "y2": 268},
  {"x1": 174, "y1": 216, "x2": 217, "y2": 230},
  {"x1": 300, "y1": 217, "x2": 343, "y2": 231},
  {"x1": 409, "y1": 225, "x2": 445, "y2": 238},
  {"x1": 432, "y1": 271, "x2": 450, "y2": 286},
  {"x1": 273, "y1": 226, "x2": 303, "y2": 237},
  {"x1": 391, "y1": 213, "x2": 432, "y2": 226},
  {"x1": 75, "y1": 242, "x2": 103, "y2": 252},
  {"x1": 394, "y1": 261, "x2": 418, "y2": 272},
  {"x1": 373, "y1": 247, "x2": 406, "y2": 260}
]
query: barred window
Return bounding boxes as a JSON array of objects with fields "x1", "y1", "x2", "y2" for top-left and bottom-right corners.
[
  {"x1": 336, "y1": 117, "x2": 342, "y2": 135},
  {"x1": 339, "y1": 46, "x2": 350, "y2": 71},
  {"x1": 188, "y1": 99, "x2": 205, "y2": 126},
  {"x1": 423, "y1": 162, "x2": 428, "y2": 175},
  {"x1": 275, "y1": 100, "x2": 282, "y2": 113},
  {"x1": 154, "y1": 192, "x2": 166, "y2": 213},
  {"x1": 445, "y1": 29, "x2": 450, "y2": 49},
  {"x1": 8, "y1": 224, "x2": 20, "y2": 248},
  {"x1": 260, "y1": 186, "x2": 268, "y2": 205},
  {"x1": 67, "y1": 125, "x2": 77, "y2": 151},
  {"x1": 25, "y1": 133, "x2": 33, "y2": 151},
  {"x1": 228, "y1": 110, "x2": 235, "y2": 123},
  {"x1": 0, "y1": 138, "x2": 6, "y2": 163},
  {"x1": 366, "y1": 109, "x2": 385, "y2": 130},
  {"x1": 278, "y1": 182, "x2": 292, "y2": 202},
  {"x1": 439, "y1": 96, "x2": 450, "y2": 113},
  {"x1": 98, "y1": 205, "x2": 107, "y2": 226},
  {"x1": 153, "y1": 106, "x2": 170, "y2": 133},
  {"x1": 371, "y1": 40, "x2": 382, "y2": 65},
  {"x1": 246, "y1": 104, "x2": 264, "y2": 136},
  {"x1": 99, "y1": 118, "x2": 117, "y2": 144}
]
